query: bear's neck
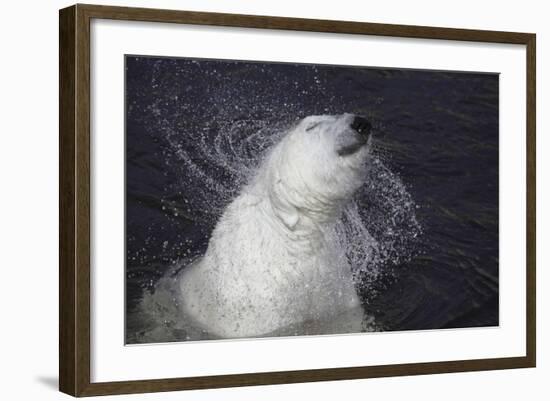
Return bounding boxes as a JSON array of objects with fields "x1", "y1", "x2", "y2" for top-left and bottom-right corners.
[{"x1": 258, "y1": 185, "x2": 345, "y2": 239}]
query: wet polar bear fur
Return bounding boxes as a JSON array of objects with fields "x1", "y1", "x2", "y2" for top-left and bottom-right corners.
[{"x1": 179, "y1": 113, "x2": 373, "y2": 338}]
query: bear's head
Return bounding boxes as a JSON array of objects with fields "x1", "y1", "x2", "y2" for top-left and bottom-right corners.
[{"x1": 258, "y1": 113, "x2": 372, "y2": 230}]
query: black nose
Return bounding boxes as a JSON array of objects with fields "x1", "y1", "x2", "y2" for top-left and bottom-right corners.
[{"x1": 350, "y1": 116, "x2": 372, "y2": 137}]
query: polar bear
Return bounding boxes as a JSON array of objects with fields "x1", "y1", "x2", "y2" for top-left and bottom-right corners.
[{"x1": 178, "y1": 113, "x2": 372, "y2": 339}]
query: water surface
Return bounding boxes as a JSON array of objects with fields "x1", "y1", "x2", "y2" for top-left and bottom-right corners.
[{"x1": 125, "y1": 56, "x2": 498, "y2": 343}]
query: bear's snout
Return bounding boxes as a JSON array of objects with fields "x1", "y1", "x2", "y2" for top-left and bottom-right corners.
[
  {"x1": 336, "y1": 115, "x2": 372, "y2": 157},
  {"x1": 350, "y1": 116, "x2": 372, "y2": 139}
]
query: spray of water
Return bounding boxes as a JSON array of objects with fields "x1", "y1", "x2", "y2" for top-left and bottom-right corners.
[{"x1": 125, "y1": 57, "x2": 422, "y2": 343}]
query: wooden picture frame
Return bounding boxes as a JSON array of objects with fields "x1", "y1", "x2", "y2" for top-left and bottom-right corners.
[{"x1": 59, "y1": 3, "x2": 536, "y2": 397}]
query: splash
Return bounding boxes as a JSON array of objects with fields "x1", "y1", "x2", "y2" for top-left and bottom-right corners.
[{"x1": 125, "y1": 57, "x2": 422, "y2": 343}]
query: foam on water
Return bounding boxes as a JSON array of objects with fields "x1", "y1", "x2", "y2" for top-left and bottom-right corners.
[{"x1": 125, "y1": 58, "x2": 422, "y2": 343}]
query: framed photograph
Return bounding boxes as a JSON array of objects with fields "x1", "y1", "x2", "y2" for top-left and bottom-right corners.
[{"x1": 59, "y1": 4, "x2": 536, "y2": 397}]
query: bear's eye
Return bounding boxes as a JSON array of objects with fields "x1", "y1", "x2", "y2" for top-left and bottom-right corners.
[{"x1": 305, "y1": 122, "x2": 320, "y2": 132}]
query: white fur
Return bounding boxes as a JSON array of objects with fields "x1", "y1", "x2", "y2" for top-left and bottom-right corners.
[{"x1": 178, "y1": 113, "x2": 370, "y2": 338}]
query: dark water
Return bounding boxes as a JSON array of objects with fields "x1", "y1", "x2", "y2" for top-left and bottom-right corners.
[{"x1": 125, "y1": 55, "x2": 498, "y2": 343}]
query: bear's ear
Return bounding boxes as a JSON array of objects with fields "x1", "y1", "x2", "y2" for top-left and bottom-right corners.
[
  {"x1": 274, "y1": 204, "x2": 300, "y2": 230},
  {"x1": 271, "y1": 180, "x2": 300, "y2": 230}
]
